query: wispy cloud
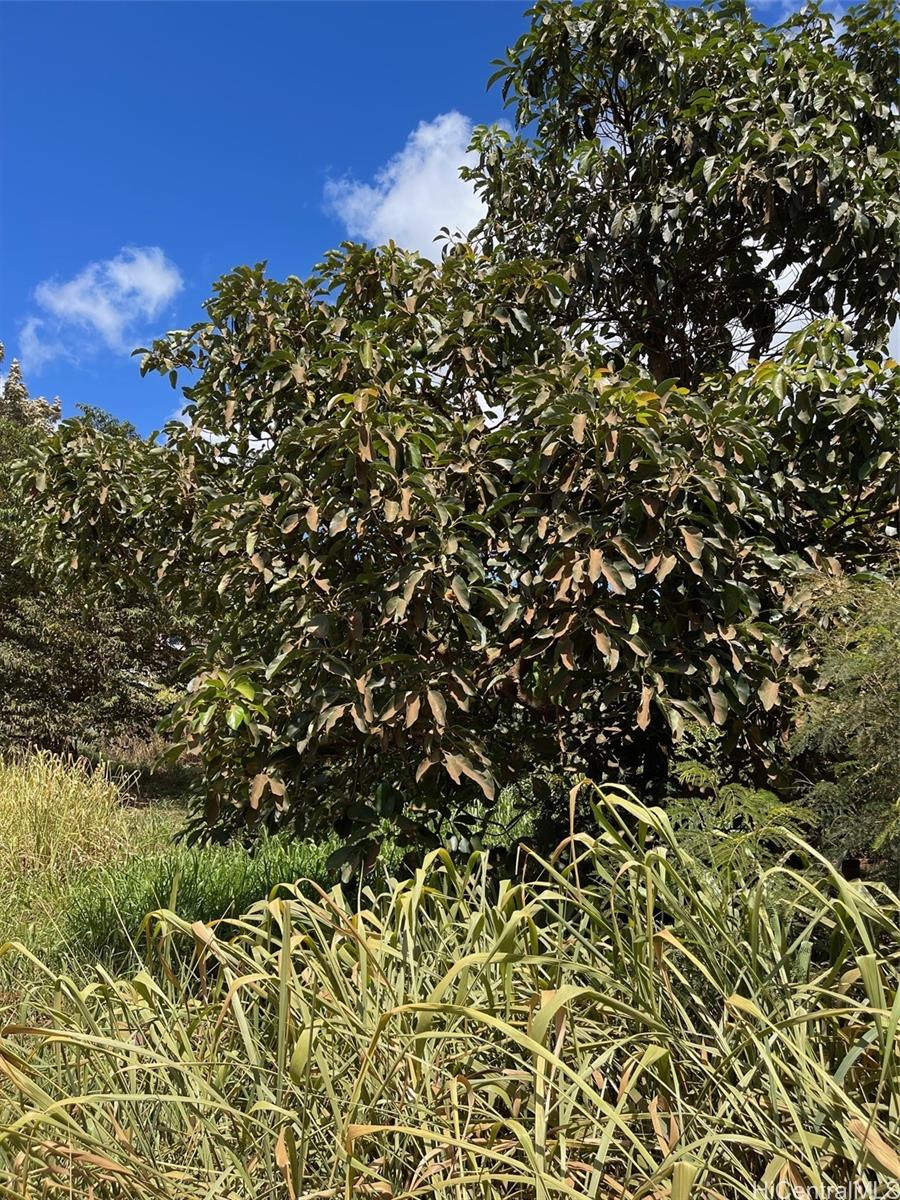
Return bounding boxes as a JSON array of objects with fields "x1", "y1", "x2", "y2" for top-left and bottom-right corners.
[
  {"x1": 19, "y1": 316, "x2": 69, "y2": 372},
  {"x1": 325, "y1": 112, "x2": 486, "y2": 258},
  {"x1": 21, "y1": 246, "x2": 183, "y2": 371}
]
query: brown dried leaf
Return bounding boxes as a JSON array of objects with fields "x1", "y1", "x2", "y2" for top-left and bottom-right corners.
[
  {"x1": 846, "y1": 1119, "x2": 900, "y2": 1178},
  {"x1": 249, "y1": 773, "x2": 268, "y2": 810},
  {"x1": 637, "y1": 685, "x2": 653, "y2": 730},
  {"x1": 657, "y1": 554, "x2": 678, "y2": 583}
]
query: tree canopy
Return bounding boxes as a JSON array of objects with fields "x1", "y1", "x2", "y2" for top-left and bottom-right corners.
[
  {"x1": 466, "y1": 0, "x2": 899, "y2": 382},
  {"x1": 15, "y1": 0, "x2": 900, "y2": 855},
  {"x1": 0, "y1": 344, "x2": 173, "y2": 753},
  {"x1": 21, "y1": 244, "x2": 898, "y2": 851}
]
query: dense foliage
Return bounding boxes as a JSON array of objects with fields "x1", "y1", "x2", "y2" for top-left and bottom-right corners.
[
  {"x1": 467, "y1": 0, "x2": 900, "y2": 381},
  {"x1": 14, "y1": 0, "x2": 900, "y2": 853},
  {"x1": 22, "y1": 256, "x2": 898, "y2": 849},
  {"x1": 791, "y1": 575, "x2": 900, "y2": 879},
  {"x1": 0, "y1": 346, "x2": 174, "y2": 753},
  {"x1": 3, "y1": 787, "x2": 899, "y2": 1198}
]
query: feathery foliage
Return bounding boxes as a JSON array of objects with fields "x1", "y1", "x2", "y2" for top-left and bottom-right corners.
[{"x1": 791, "y1": 575, "x2": 900, "y2": 879}]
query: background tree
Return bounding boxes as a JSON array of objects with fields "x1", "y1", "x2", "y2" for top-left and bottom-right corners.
[
  {"x1": 0, "y1": 343, "x2": 174, "y2": 754},
  {"x1": 20, "y1": 244, "x2": 897, "y2": 855},
  {"x1": 465, "y1": 0, "x2": 900, "y2": 383},
  {"x1": 0, "y1": 350, "x2": 60, "y2": 429}
]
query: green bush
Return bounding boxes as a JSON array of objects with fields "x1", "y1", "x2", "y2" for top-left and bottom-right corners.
[
  {"x1": 791, "y1": 575, "x2": 900, "y2": 881},
  {"x1": 3, "y1": 784, "x2": 898, "y2": 1199}
]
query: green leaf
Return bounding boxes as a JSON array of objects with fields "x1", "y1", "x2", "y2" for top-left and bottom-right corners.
[{"x1": 226, "y1": 704, "x2": 246, "y2": 730}]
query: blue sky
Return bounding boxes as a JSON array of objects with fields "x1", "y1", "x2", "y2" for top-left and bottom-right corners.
[
  {"x1": 1, "y1": 0, "x2": 840, "y2": 434},
  {"x1": 1, "y1": 1, "x2": 533, "y2": 432}
]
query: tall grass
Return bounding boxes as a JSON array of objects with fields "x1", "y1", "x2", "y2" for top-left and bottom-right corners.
[
  {"x1": 2, "y1": 782, "x2": 898, "y2": 1198},
  {"x1": 0, "y1": 753, "x2": 132, "y2": 938},
  {"x1": 0, "y1": 752, "x2": 129, "y2": 878}
]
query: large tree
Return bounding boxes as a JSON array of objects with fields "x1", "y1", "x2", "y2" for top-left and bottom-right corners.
[
  {"x1": 16, "y1": 0, "x2": 900, "y2": 852},
  {"x1": 466, "y1": 0, "x2": 899, "y2": 383},
  {"x1": 20, "y1": 244, "x2": 897, "y2": 852}
]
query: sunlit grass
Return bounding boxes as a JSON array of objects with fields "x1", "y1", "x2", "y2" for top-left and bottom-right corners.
[
  {"x1": 0, "y1": 753, "x2": 134, "y2": 937},
  {"x1": 2, "y1": 782, "x2": 898, "y2": 1198},
  {"x1": 55, "y1": 832, "x2": 336, "y2": 969}
]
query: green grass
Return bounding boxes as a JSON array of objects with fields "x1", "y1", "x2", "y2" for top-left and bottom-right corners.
[
  {"x1": 2, "y1": 782, "x2": 898, "y2": 1199},
  {"x1": 0, "y1": 752, "x2": 189, "y2": 1013},
  {"x1": 0, "y1": 753, "x2": 342, "y2": 978},
  {"x1": 0, "y1": 751, "x2": 531, "y2": 978},
  {"x1": 54, "y1": 833, "x2": 337, "y2": 968}
]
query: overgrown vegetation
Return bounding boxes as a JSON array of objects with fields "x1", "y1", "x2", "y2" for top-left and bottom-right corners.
[
  {"x1": 791, "y1": 575, "x2": 900, "y2": 881},
  {"x1": 0, "y1": 755, "x2": 531, "y2": 974},
  {"x1": 0, "y1": 754, "x2": 179, "y2": 960},
  {"x1": 0, "y1": 755, "x2": 337, "y2": 976},
  {"x1": 0, "y1": 753, "x2": 129, "y2": 936},
  {"x1": 1, "y1": 0, "x2": 898, "y2": 1191},
  {"x1": 3, "y1": 787, "x2": 899, "y2": 1198}
]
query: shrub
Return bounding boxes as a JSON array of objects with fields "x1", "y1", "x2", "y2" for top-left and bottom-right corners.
[
  {"x1": 790, "y1": 575, "x2": 900, "y2": 881},
  {"x1": 2, "y1": 784, "x2": 898, "y2": 1198},
  {"x1": 667, "y1": 753, "x2": 813, "y2": 868}
]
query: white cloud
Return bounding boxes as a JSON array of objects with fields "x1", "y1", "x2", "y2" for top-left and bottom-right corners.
[
  {"x1": 325, "y1": 112, "x2": 485, "y2": 258},
  {"x1": 21, "y1": 246, "x2": 183, "y2": 371},
  {"x1": 19, "y1": 316, "x2": 70, "y2": 372}
]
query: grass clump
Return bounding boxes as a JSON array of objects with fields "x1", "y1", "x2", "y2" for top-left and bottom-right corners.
[
  {"x1": 2, "y1": 781, "x2": 898, "y2": 1198},
  {"x1": 56, "y1": 834, "x2": 335, "y2": 968}
]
